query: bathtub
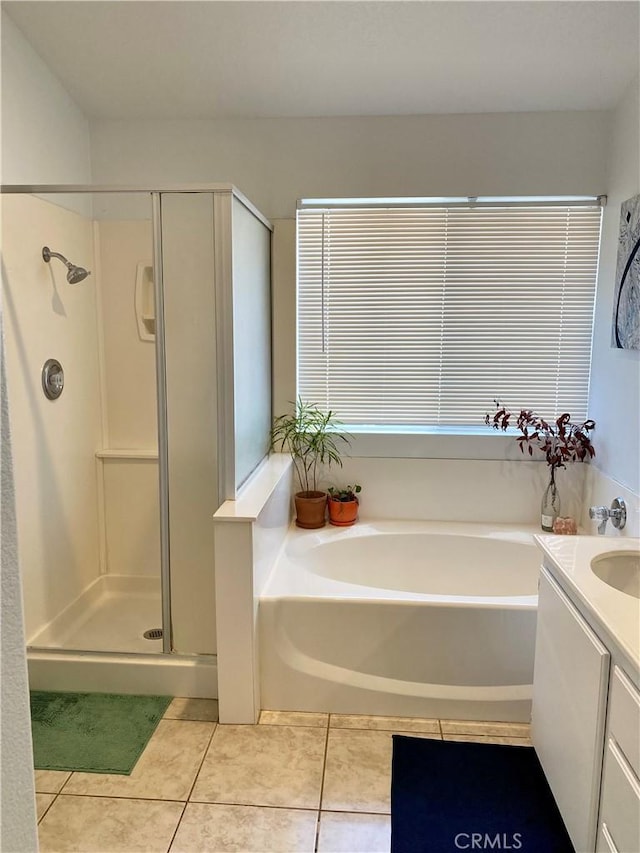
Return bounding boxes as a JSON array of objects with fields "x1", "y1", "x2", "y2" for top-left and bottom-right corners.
[{"x1": 259, "y1": 521, "x2": 540, "y2": 722}]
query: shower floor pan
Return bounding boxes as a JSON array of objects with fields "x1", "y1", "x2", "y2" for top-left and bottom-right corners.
[
  {"x1": 28, "y1": 574, "x2": 162, "y2": 654},
  {"x1": 27, "y1": 575, "x2": 217, "y2": 698}
]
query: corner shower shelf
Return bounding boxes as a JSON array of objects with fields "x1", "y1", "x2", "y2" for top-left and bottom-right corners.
[{"x1": 95, "y1": 450, "x2": 159, "y2": 461}]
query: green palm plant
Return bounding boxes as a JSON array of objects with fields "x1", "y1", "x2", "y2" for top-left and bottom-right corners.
[{"x1": 270, "y1": 398, "x2": 350, "y2": 495}]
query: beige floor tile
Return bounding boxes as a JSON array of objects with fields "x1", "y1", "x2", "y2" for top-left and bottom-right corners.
[
  {"x1": 442, "y1": 733, "x2": 533, "y2": 746},
  {"x1": 317, "y1": 811, "x2": 391, "y2": 853},
  {"x1": 38, "y1": 794, "x2": 184, "y2": 852},
  {"x1": 170, "y1": 802, "x2": 317, "y2": 852},
  {"x1": 322, "y1": 730, "x2": 399, "y2": 814},
  {"x1": 330, "y1": 714, "x2": 439, "y2": 734},
  {"x1": 191, "y1": 724, "x2": 326, "y2": 809},
  {"x1": 440, "y1": 719, "x2": 531, "y2": 738},
  {"x1": 259, "y1": 710, "x2": 328, "y2": 728},
  {"x1": 36, "y1": 793, "x2": 56, "y2": 822},
  {"x1": 164, "y1": 698, "x2": 219, "y2": 722},
  {"x1": 322, "y1": 730, "x2": 442, "y2": 814},
  {"x1": 35, "y1": 770, "x2": 71, "y2": 794},
  {"x1": 63, "y1": 719, "x2": 214, "y2": 801}
]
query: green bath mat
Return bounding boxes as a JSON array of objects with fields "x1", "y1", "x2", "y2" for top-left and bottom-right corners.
[{"x1": 30, "y1": 691, "x2": 172, "y2": 774}]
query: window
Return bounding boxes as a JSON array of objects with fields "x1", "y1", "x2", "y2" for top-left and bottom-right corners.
[{"x1": 297, "y1": 198, "x2": 603, "y2": 428}]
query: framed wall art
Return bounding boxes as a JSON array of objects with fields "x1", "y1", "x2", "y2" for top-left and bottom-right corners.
[{"x1": 612, "y1": 193, "x2": 640, "y2": 350}]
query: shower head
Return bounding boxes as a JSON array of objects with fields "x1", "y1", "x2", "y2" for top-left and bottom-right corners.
[
  {"x1": 66, "y1": 264, "x2": 91, "y2": 284},
  {"x1": 42, "y1": 246, "x2": 91, "y2": 284}
]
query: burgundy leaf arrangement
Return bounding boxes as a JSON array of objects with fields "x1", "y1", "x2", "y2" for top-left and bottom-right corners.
[{"x1": 484, "y1": 401, "x2": 596, "y2": 471}]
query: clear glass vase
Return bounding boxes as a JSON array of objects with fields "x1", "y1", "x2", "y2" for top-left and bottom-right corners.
[{"x1": 541, "y1": 467, "x2": 561, "y2": 532}]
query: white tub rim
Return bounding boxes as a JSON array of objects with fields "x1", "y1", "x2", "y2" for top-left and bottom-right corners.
[{"x1": 261, "y1": 519, "x2": 541, "y2": 609}]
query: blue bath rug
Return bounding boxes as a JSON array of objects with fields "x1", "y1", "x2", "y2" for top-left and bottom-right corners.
[{"x1": 391, "y1": 735, "x2": 574, "y2": 853}]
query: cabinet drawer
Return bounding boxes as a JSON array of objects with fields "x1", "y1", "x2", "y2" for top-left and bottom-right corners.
[
  {"x1": 599, "y1": 739, "x2": 640, "y2": 853},
  {"x1": 608, "y1": 667, "x2": 640, "y2": 779}
]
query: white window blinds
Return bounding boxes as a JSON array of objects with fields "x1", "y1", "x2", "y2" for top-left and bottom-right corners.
[{"x1": 297, "y1": 202, "x2": 602, "y2": 427}]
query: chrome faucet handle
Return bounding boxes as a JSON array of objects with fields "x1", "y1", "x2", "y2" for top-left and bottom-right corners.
[
  {"x1": 589, "y1": 499, "x2": 627, "y2": 534},
  {"x1": 589, "y1": 506, "x2": 608, "y2": 518},
  {"x1": 589, "y1": 505, "x2": 609, "y2": 534}
]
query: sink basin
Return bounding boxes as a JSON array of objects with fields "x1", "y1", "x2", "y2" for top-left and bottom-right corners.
[{"x1": 591, "y1": 550, "x2": 640, "y2": 599}]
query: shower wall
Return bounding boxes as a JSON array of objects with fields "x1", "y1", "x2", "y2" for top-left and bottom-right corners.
[
  {"x1": 95, "y1": 216, "x2": 159, "y2": 578},
  {"x1": 96, "y1": 219, "x2": 156, "y2": 448},
  {"x1": 1, "y1": 194, "x2": 102, "y2": 641}
]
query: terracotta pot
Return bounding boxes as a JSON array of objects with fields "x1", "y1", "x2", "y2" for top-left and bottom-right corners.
[
  {"x1": 294, "y1": 491, "x2": 327, "y2": 529},
  {"x1": 328, "y1": 497, "x2": 359, "y2": 527}
]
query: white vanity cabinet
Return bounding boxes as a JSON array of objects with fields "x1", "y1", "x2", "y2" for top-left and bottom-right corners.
[
  {"x1": 532, "y1": 563, "x2": 640, "y2": 853},
  {"x1": 596, "y1": 667, "x2": 640, "y2": 853},
  {"x1": 532, "y1": 568, "x2": 610, "y2": 853}
]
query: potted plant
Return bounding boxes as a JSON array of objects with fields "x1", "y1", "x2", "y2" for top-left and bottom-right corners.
[
  {"x1": 327, "y1": 484, "x2": 362, "y2": 527},
  {"x1": 485, "y1": 401, "x2": 595, "y2": 531},
  {"x1": 271, "y1": 398, "x2": 350, "y2": 529}
]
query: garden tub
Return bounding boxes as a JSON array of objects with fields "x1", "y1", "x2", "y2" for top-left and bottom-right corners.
[{"x1": 259, "y1": 520, "x2": 540, "y2": 721}]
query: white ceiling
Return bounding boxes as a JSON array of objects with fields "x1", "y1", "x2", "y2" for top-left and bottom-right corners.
[{"x1": 4, "y1": 1, "x2": 639, "y2": 119}]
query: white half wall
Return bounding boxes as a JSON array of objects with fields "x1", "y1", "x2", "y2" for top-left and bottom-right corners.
[
  {"x1": 214, "y1": 455, "x2": 293, "y2": 723},
  {"x1": 589, "y1": 76, "x2": 640, "y2": 495}
]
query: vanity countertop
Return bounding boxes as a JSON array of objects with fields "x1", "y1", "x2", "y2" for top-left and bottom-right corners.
[{"x1": 535, "y1": 534, "x2": 640, "y2": 675}]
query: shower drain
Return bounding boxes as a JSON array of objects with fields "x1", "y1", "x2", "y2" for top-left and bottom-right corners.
[{"x1": 143, "y1": 628, "x2": 163, "y2": 640}]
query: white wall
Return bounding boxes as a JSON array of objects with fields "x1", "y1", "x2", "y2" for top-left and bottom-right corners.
[
  {"x1": 0, "y1": 16, "x2": 93, "y2": 849},
  {"x1": 326, "y1": 457, "x2": 586, "y2": 526},
  {"x1": 90, "y1": 111, "x2": 609, "y2": 219},
  {"x1": 271, "y1": 220, "x2": 297, "y2": 418},
  {"x1": 1, "y1": 308, "x2": 38, "y2": 853},
  {"x1": 90, "y1": 111, "x2": 612, "y2": 525},
  {"x1": 1, "y1": 10, "x2": 91, "y2": 186},
  {"x1": 588, "y1": 76, "x2": 640, "y2": 496},
  {"x1": 92, "y1": 112, "x2": 610, "y2": 425}
]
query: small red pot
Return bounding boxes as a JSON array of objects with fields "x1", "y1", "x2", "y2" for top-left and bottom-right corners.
[{"x1": 328, "y1": 497, "x2": 359, "y2": 527}]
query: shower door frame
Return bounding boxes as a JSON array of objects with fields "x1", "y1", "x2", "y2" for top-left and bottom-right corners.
[{"x1": 151, "y1": 191, "x2": 172, "y2": 653}]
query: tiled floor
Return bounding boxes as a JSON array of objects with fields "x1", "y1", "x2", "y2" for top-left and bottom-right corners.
[{"x1": 35, "y1": 699, "x2": 532, "y2": 852}]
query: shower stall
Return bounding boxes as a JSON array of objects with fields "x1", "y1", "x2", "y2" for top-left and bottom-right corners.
[{"x1": 1, "y1": 185, "x2": 272, "y2": 697}]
